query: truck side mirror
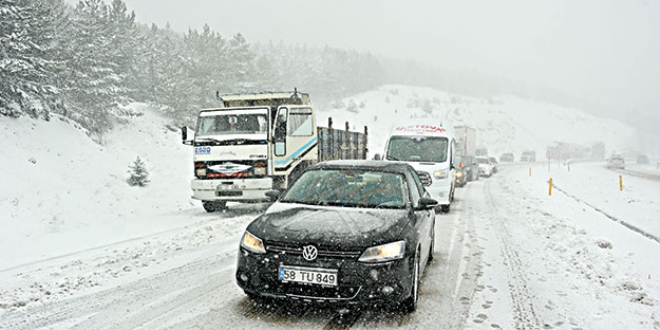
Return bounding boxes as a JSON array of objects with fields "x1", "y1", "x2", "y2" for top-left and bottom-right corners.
[{"x1": 181, "y1": 126, "x2": 194, "y2": 146}]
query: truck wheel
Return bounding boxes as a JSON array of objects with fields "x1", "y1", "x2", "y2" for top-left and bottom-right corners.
[{"x1": 202, "y1": 201, "x2": 227, "y2": 213}]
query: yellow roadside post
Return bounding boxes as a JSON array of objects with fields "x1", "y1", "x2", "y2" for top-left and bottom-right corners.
[
  {"x1": 529, "y1": 167, "x2": 532, "y2": 176},
  {"x1": 619, "y1": 175, "x2": 623, "y2": 191},
  {"x1": 549, "y1": 178, "x2": 553, "y2": 196}
]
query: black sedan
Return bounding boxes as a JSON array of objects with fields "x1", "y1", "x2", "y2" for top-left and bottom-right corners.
[{"x1": 236, "y1": 160, "x2": 437, "y2": 313}]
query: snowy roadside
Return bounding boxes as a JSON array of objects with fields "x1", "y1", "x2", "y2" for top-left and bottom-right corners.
[{"x1": 465, "y1": 163, "x2": 660, "y2": 330}]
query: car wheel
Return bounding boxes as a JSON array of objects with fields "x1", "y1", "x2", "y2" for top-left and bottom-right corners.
[
  {"x1": 401, "y1": 249, "x2": 420, "y2": 313},
  {"x1": 441, "y1": 204, "x2": 450, "y2": 213}
]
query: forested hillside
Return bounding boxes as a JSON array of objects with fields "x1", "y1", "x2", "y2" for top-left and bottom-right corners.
[{"x1": 1, "y1": 0, "x2": 620, "y2": 139}]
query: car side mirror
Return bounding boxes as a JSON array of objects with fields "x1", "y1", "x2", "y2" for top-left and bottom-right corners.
[
  {"x1": 265, "y1": 189, "x2": 281, "y2": 202},
  {"x1": 373, "y1": 153, "x2": 382, "y2": 161},
  {"x1": 418, "y1": 197, "x2": 438, "y2": 209}
]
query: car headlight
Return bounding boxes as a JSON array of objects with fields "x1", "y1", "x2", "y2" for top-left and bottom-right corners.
[
  {"x1": 240, "y1": 231, "x2": 265, "y2": 254},
  {"x1": 456, "y1": 171, "x2": 463, "y2": 178},
  {"x1": 358, "y1": 241, "x2": 405, "y2": 263},
  {"x1": 434, "y1": 170, "x2": 448, "y2": 179},
  {"x1": 196, "y1": 168, "x2": 207, "y2": 177}
]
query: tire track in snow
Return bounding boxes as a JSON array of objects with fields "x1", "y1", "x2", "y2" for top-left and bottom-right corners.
[{"x1": 483, "y1": 180, "x2": 542, "y2": 330}]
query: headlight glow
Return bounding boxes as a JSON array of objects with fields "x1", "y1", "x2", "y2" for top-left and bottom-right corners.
[
  {"x1": 240, "y1": 231, "x2": 266, "y2": 254},
  {"x1": 196, "y1": 168, "x2": 207, "y2": 177},
  {"x1": 358, "y1": 241, "x2": 406, "y2": 263},
  {"x1": 456, "y1": 171, "x2": 463, "y2": 178},
  {"x1": 434, "y1": 170, "x2": 448, "y2": 179}
]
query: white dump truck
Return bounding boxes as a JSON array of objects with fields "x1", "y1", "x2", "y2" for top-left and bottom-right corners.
[{"x1": 182, "y1": 90, "x2": 368, "y2": 212}]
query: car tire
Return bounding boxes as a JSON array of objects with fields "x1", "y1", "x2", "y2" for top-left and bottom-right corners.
[
  {"x1": 441, "y1": 204, "x2": 450, "y2": 213},
  {"x1": 401, "y1": 249, "x2": 420, "y2": 314}
]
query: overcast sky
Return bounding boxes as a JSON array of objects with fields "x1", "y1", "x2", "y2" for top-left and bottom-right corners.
[{"x1": 67, "y1": 0, "x2": 660, "y2": 118}]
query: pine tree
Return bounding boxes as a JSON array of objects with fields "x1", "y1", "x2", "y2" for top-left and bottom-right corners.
[
  {"x1": 127, "y1": 156, "x2": 149, "y2": 186},
  {"x1": 62, "y1": 0, "x2": 127, "y2": 134},
  {"x1": 0, "y1": 0, "x2": 66, "y2": 118}
]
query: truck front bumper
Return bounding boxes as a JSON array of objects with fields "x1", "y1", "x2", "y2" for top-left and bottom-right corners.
[{"x1": 191, "y1": 177, "x2": 273, "y2": 202}]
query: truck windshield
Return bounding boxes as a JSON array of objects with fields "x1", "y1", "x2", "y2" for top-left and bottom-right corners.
[
  {"x1": 386, "y1": 136, "x2": 448, "y2": 163},
  {"x1": 196, "y1": 109, "x2": 268, "y2": 136}
]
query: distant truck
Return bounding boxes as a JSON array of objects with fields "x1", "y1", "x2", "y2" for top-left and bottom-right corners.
[
  {"x1": 181, "y1": 90, "x2": 368, "y2": 212},
  {"x1": 454, "y1": 126, "x2": 477, "y2": 157},
  {"x1": 381, "y1": 119, "x2": 456, "y2": 212},
  {"x1": 520, "y1": 150, "x2": 536, "y2": 162}
]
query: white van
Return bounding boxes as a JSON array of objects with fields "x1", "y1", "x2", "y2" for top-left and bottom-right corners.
[{"x1": 382, "y1": 120, "x2": 456, "y2": 212}]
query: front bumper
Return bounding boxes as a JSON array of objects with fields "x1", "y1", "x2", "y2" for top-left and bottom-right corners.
[
  {"x1": 235, "y1": 247, "x2": 414, "y2": 306},
  {"x1": 191, "y1": 177, "x2": 272, "y2": 202},
  {"x1": 426, "y1": 180, "x2": 452, "y2": 205}
]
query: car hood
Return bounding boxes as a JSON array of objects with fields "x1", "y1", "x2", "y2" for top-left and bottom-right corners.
[{"x1": 247, "y1": 203, "x2": 410, "y2": 250}]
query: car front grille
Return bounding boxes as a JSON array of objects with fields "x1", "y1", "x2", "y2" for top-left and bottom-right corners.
[
  {"x1": 266, "y1": 244, "x2": 362, "y2": 259},
  {"x1": 416, "y1": 171, "x2": 432, "y2": 186}
]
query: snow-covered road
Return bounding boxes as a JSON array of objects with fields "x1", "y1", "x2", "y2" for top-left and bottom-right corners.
[{"x1": 2, "y1": 161, "x2": 658, "y2": 329}]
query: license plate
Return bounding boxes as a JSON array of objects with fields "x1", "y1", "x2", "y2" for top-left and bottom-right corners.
[{"x1": 278, "y1": 265, "x2": 338, "y2": 286}]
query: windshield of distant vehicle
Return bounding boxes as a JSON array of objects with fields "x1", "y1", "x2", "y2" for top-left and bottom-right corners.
[
  {"x1": 476, "y1": 157, "x2": 489, "y2": 164},
  {"x1": 196, "y1": 108, "x2": 268, "y2": 136},
  {"x1": 386, "y1": 136, "x2": 448, "y2": 163},
  {"x1": 280, "y1": 169, "x2": 407, "y2": 208}
]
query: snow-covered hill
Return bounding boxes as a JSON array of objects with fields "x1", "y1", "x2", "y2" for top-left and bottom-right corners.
[
  {"x1": 0, "y1": 104, "x2": 195, "y2": 270},
  {"x1": 319, "y1": 85, "x2": 639, "y2": 159}
]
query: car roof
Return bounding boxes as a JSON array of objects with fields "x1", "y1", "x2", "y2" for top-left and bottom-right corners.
[{"x1": 309, "y1": 160, "x2": 414, "y2": 174}]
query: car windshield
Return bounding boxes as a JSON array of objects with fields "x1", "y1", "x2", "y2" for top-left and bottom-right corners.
[
  {"x1": 476, "y1": 157, "x2": 489, "y2": 164},
  {"x1": 280, "y1": 169, "x2": 407, "y2": 209},
  {"x1": 386, "y1": 136, "x2": 448, "y2": 163}
]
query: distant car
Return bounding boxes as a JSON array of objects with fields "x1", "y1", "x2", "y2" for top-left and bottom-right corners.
[
  {"x1": 500, "y1": 153, "x2": 514, "y2": 162},
  {"x1": 521, "y1": 150, "x2": 536, "y2": 162},
  {"x1": 637, "y1": 154, "x2": 649, "y2": 164},
  {"x1": 476, "y1": 156, "x2": 493, "y2": 177},
  {"x1": 489, "y1": 156, "x2": 499, "y2": 174},
  {"x1": 607, "y1": 154, "x2": 625, "y2": 170},
  {"x1": 236, "y1": 160, "x2": 437, "y2": 313}
]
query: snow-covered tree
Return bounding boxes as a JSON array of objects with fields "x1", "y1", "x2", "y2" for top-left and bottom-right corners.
[
  {"x1": 127, "y1": 156, "x2": 149, "y2": 186},
  {"x1": 61, "y1": 0, "x2": 128, "y2": 134},
  {"x1": 0, "y1": 0, "x2": 66, "y2": 118}
]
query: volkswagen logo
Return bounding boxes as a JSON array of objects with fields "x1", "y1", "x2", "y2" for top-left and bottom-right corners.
[{"x1": 302, "y1": 245, "x2": 318, "y2": 261}]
